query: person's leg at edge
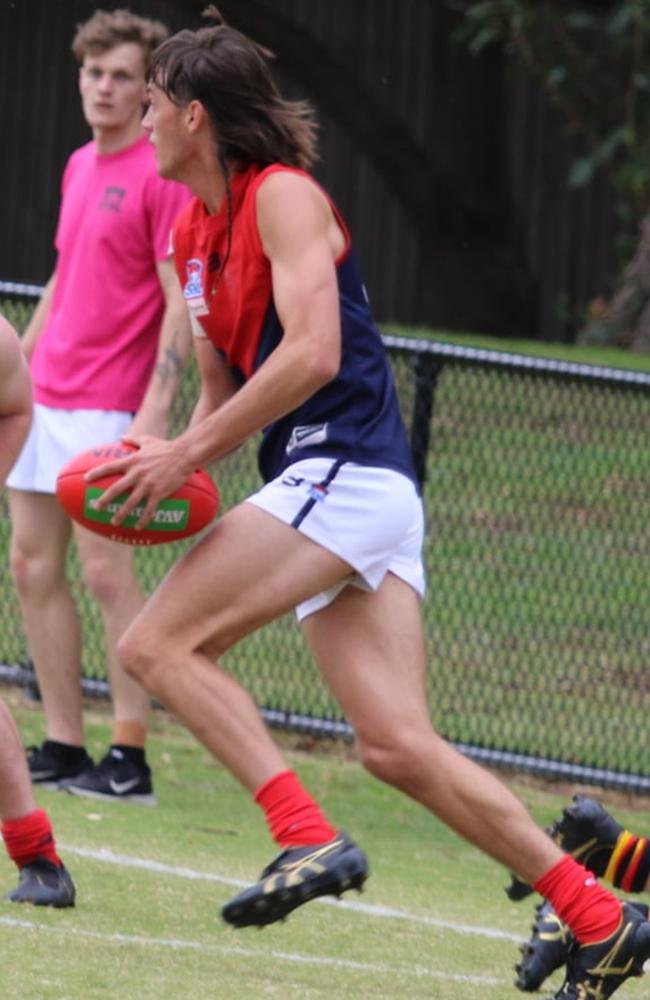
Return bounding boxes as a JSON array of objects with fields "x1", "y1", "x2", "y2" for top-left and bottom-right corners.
[
  {"x1": 0, "y1": 699, "x2": 75, "y2": 906},
  {"x1": 595, "y1": 821, "x2": 650, "y2": 895},
  {"x1": 542, "y1": 795, "x2": 650, "y2": 895},
  {"x1": 8, "y1": 490, "x2": 85, "y2": 750},
  {"x1": 301, "y1": 574, "x2": 633, "y2": 947},
  {"x1": 512, "y1": 796, "x2": 650, "y2": 991}
]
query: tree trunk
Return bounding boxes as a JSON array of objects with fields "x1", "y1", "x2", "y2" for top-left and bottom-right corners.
[{"x1": 580, "y1": 214, "x2": 650, "y2": 352}]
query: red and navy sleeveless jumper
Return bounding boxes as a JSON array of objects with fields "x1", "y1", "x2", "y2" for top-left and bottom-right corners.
[{"x1": 172, "y1": 163, "x2": 417, "y2": 488}]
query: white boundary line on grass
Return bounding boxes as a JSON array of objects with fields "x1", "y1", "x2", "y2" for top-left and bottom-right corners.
[
  {"x1": 0, "y1": 915, "x2": 503, "y2": 987},
  {"x1": 62, "y1": 843, "x2": 523, "y2": 943}
]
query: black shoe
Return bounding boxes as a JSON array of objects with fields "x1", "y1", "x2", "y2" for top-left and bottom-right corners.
[
  {"x1": 6, "y1": 857, "x2": 75, "y2": 908},
  {"x1": 62, "y1": 747, "x2": 156, "y2": 806},
  {"x1": 515, "y1": 901, "x2": 573, "y2": 992},
  {"x1": 516, "y1": 900, "x2": 649, "y2": 994},
  {"x1": 27, "y1": 740, "x2": 94, "y2": 789},
  {"x1": 222, "y1": 831, "x2": 369, "y2": 928},
  {"x1": 507, "y1": 796, "x2": 624, "y2": 901},
  {"x1": 549, "y1": 902, "x2": 650, "y2": 999}
]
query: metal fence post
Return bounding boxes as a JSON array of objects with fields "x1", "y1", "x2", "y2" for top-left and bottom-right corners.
[{"x1": 410, "y1": 353, "x2": 443, "y2": 489}]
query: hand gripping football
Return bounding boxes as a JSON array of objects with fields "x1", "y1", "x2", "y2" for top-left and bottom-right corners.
[{"x1": 55, "y1": 442, "x2": 219, "y2": 546}]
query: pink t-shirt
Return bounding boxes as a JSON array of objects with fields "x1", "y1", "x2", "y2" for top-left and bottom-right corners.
[{"x1": 31, "y1": 135, "x2": 190, "y2": 411}]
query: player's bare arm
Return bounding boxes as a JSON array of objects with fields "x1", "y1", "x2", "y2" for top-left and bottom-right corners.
[
  {"x1": 188, "y1": 336, "x2": 239, "y2": 427},
  {"x1": 87, "y1": 172, "x2": 343, "y2": 524},
  {"x1": 0, "y1": 315, "x2": 33, "y2": 482},
  {"x1": 19, "y1": 273, "x2": 57, "y2": 362},
  {"x1": 112, "y1": 339, "x2": 239, "y2": 525},
  {"x1": 127, "y1": 258, "x2": 193, "y2": 439},
  {"x1": 171, "y1": 171, "x2": 344, "y2": 463}
]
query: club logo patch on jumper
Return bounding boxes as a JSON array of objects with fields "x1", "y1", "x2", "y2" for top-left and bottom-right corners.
[
  {"x1": 183, "y1": 258, "x2": 209, "y2": 316},
  {"x1": 286, "y1": 423, "x2": 329, "y2": 454}
]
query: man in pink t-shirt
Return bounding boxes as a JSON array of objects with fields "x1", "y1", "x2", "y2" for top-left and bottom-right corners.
[{"x1": 7, "y1": 10, "x2": 192, "y2": 804}]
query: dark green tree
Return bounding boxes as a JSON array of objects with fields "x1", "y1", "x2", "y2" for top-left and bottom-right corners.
[{"x1": 450, "y1": 0, "x2": 650, "y2": 349}]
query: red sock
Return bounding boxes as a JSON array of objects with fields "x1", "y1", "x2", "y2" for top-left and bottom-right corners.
[
  {"x1": 254, "y1": 770, "x2": 337, "y2": 848},
  {"x1": 534, "y1": 854, "x2": 622, "y2": 943},
  {"x1": 2, "y1": 809, "x2": 61, "y2": 869}
]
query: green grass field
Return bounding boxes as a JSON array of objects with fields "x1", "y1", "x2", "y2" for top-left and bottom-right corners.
[{"x1": 1, "y1": 692, "x2": 649, "y2": 1000}]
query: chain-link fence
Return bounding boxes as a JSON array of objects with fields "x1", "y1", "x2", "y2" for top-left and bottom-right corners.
[{"x1": 2, "y1": 287, "x2": 650, "y2": 793}]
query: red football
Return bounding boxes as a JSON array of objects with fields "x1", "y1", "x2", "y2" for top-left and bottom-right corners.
[{"x1": 55, "y1": 442, "x2": 219, "y2": 546}]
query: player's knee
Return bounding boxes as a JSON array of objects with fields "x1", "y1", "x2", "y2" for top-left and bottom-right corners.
[
  {"x1": 118, "y1": 622, "x2": 167, "y2": 694},
  {"x1": 356, "y1": 730, "x2": 425, "y2": 789},
  {"x1": 118, "y1": 626, "x2": 151, "y2": 687},
  {"x1": 8, "y1": 544, "x2": 32, "y2": 594},
  {"x1": 81, "y1": 556, "x2": 126, "y2": 608},
  {"x1": 9, "y1": 542, "x2": 62, "y2": 599}
]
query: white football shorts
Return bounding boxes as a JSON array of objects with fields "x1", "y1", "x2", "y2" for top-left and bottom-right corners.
[
  {"x1": 6, "y1": 403, "x2": 133, "y2": 494},
  {"x1": 246, "y1": 457, "x2": 426, "y2": 621}
]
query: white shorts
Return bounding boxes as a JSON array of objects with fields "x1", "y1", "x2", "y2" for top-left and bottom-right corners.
[
  {"x1": 6, "y1": 403, "x2": 133, "y2": 494},
  {"x1": 246, "y1": 458, "x2": 426, "y2": 621}
]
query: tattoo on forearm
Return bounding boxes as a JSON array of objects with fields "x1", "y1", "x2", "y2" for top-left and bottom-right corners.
[{"x1": 154, "y1": 335, "x2": 185, "y2": 388}]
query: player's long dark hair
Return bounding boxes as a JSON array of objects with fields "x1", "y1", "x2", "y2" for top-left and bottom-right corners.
[{"x1": 148, "y1": 5, "x2": 318, "y2": 171}]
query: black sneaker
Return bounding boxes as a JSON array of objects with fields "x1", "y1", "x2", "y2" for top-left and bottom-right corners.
[
  {"x1": 515, "y1": 901, "x2": 574, "y2": 992},
  {"x1": 516, "y1": 901, "x2": 649, "y2": 994},
  {"x1": 27, "y1": 740, "x2": 94, "y2": 789},
  {"x1": 62, "y1": 747, "x2": 156, "y2": 806},
  {"x1": 222, "y1": 831, "x2": 369, "y2": 928},
  {"x1": 549, "y1": 902, "x2": 650, "y2": 999},
  {"x1": 6, "y1": 857, "x2": 75, "y2": 908},
  {"x1": 507, "y1": 796, "x2": 624, "y2": 902}
]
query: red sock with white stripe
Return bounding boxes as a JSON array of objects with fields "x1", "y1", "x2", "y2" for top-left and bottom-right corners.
[
  {"x1": 255, "y1": 770, "x2": 337, "y2": 848},
  {"x1": 534, "y1": 854, "x2": 622, "y2": 943},
  {"x1": 2, "y1": 809, "x2": 62, "y2": 869}
]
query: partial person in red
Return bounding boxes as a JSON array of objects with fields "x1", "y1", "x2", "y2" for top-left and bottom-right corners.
[
  {"x1": 509, "y1": 795, "x2": 650, "y2": 992},
  {"x1": 7, "y1": 10, "x2": 192, "y2": 804},
  {"x1": 86, "y1": 9, "x2": 650, "y2": 997},
  {"x1": 0, "y1": 313, "x2": 74, "y2": 907}
]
